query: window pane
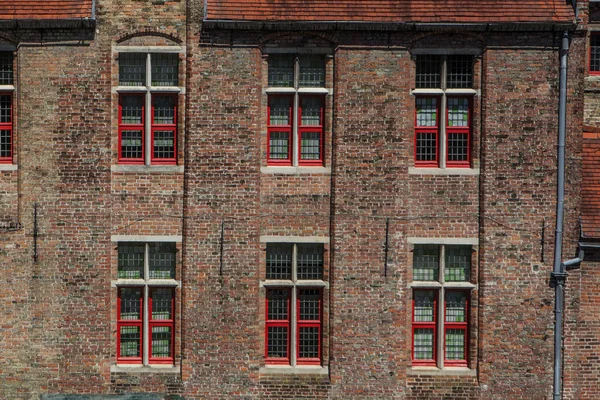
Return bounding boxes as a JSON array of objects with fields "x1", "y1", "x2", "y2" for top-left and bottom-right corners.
[
  {"x1": 300, "y1": 96, "x2": 322, "y2": 126},
  {"x1": 153, "y1": 95, "x2": 176, "y2": 124},
  {"x1": 0, "y1": 129, "x2": 10, "y2": 158},
  {"x1": 266, "y1": 243, "x2": 292, "y2": 280},
  {"x1": 269, "y1": 97, "x2": 291, "y2": 125},
  {"x1": 413, "y1": 245, "x2": 439, "y2": 281},
  {"x1": 121, "y1": 96, "x2": 143, "y2": 124},
  {"x1": 416, "y1": 97, "x2": 437, "y2": 127},
  {"x1": 445, "y1": 292, "x2": 467, "y2": 323},
  {"x1": 118, "y1": 244, "x2": 144, "y2": 279},
  {"x1": 445, "y1": 246, "x2": 471, "y2": 282},
  {"x1": 299, "y1": 55, "x2": 325, "y2": 87},
  {"x1": 0, "y1": 94, "x2": 11, "y2": 123},
  {"x1": 297, "y1": 244, "x2": 323, "y2": 280},
  {"x1": 414, "y1": 290, "x2": 435, "y2": 322},
  {"x1": 120, "y1": 288, "x2": 142, "y2": 320},
  {"x1": 120, "y1": 326, "x2": 141, "y2": 357},
  {"x1": 267, "y1": 326, "x2": 288, "y2": 358},
  {"x1": 119, "y1": 53, "x2": 146, "y2": 86},
  {"x1": 151, "y1": 53, "x2": 178, "y2": 86},
  {"x1": 267, "y1": 289, "x2": 289, "y2": 320},
  {"x1": 447, "y1": 98, "x2": 469, "y2": 127},
  {"x1": 268, "y1": 55, "x2": 294, "y2": 87},
  {"x1": 299, "y1": 289, "x2": 321, "y2": 320},
  {"x1": 447, "y1": 55, "x2": 473, "y2": 89},
  {"x1": 149, "y1": 242, "x2": 176, "y2": 279},
  {"x1": 300, "y1": 132, "x2": 321, "y2": 161},
  {"x1": 416, "y1": 132, "x2": 437, "y2": 163},
  {"x1": 121, "y1": 131, "x2": 143, "y2": 160},
  {"x1": 447, "y1": 133, "x2": 468, "y2": 162},
  {"x1": 298, "y1": 327, "x2": 319, "y2": 359},
  {"x1": 445, "y1": 329, "x2": 465, "y2": 360},
  {"x1": 592, "y1": 34, "x2": 600, "y2": 72},
  {"x1": 151, "y1": 288, "x2": 173, "y2": 320},
  {"x1": 416, "y1": 55, "x2": 441, "y2": 88},
  {"x1": 153, "y1": 130, "x2": 175, "y2": 160},
  {"x1": 413, "y1": 328, "x2": 434, "y2": 360},
  {"x1": 269, "y1": 131, "x2": 290, "y2": 160},
  {"x1": 0, "y1": 52, "x2": 13, "y2": 85},
  {"x1": 151, "y1": 326, "x2": 172, "y2": 358}
]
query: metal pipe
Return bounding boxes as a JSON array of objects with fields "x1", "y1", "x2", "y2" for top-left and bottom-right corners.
[{"x1": 551, "y1": 31, "x2": 569, "y2": 400}]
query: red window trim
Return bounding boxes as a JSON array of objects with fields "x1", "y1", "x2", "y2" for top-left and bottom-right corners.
[
  {"x1": 0, "y1": 92, "x2": 13, "y2": 164},
  {"x1": 265, "y1": 288, "x2": 292, "y2": 364},
  {"x1": 298, "y1": 94, "x2": 325, "y2": 167},
  {"x1": 443, "y1": 291, "x2": 469, "y2": 367},
  {"x1": 118, "y1": 93, "x2": 145, "y2": 164},
  {"x1": 267, "y1": 95, "x2": 293, "y2": 166},
  {"x1": 296, "y1": 288, "x2": 322, "y2": 365},
  {"x1": 117, "y1": 287, "x2": 143, "y2": 364},
  {"x1": 148, "y1": 287, "x2": 175, "y2": 364},
  {"x1": 411, "y1": 289, "x2": 437, "y2": 366},
  {"x1": 150, "y1": 94, "x2": 177, "y2": 165},
  {"x1": 414, "y1": 95, "x2": 440, "y2": 168},
  {"x1": 590, "y1": 32, "x2": 600, "y2": 75},
  {"x1": 445, "y1": 96, "x2": 472, "y2": 168}
]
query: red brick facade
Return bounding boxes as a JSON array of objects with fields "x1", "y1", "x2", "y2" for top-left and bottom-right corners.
[{"x1": 0, "y1": 0, "x2": 592, "y2": 399}]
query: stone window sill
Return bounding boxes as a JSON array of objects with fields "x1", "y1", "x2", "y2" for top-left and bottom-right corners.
[
  {"x1": 111, "y1": 165, "x2": 184, "y2": 174},
  {"x1": 259, "y1": 365, "x2": 329, "y2": 375},
  {"x1": 408, "y1": 167, "x2": 479, "y2": 176},
  {"x1": 110, "y1": 364, "x2": 180, "y2": 374},
  {"x1": 407, "y1": 366, "x2": 476, "y2": 376}
]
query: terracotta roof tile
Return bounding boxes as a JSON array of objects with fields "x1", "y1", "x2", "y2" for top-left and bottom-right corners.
[
  {"x1": 0, "y1": 0, "x2": 92, "y2": 20},
  {"x1": 206, "y1": 1, "x2": 574, "y2": 24}
]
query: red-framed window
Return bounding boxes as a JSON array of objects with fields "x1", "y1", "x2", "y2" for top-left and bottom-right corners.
[
  {"x1": 412, "y1": 290, "x2": 437, "y2": 366},
  {"x1": 298, "y1": 95, "x2": 324, "y2": 166},
  {"x1": 267, "y1": 95, "x2": 293, "y2": 165},
  {"x1": 264, "y1": 243, "x2": 325, "y2": 366},
  {"x1": 151, "y1": 94, "x2": 177, "y2": 164},
  {"x1": 591, "y1": 33, "x2": 600, "y2": 75},
  {"x1": 444, "y1": 291, "x2": 469, "y2": 366},
  {"x1": 117, "y1": 287, "x2": 144, "y2": 364},
  {"x1": 446, "y1": 96, "x2": 471, "y2": 167},
  {"x1": 118, "y1": 94, "x2": 145, "y2": 164},
  {"x1": 0, "y1": 92, "x2": 13, "y2": 164},
  {"x1": 149, "y1": 287, "x2": 175, "y2": 364},
  {"x1": 415, "y1": 96, "x2": 440, "y2": 167}
]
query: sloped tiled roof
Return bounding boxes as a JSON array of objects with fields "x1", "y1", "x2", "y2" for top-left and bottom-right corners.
[
  {"x1": 582, "y1": 132, "x2": 600, "y2": 238},
  {"x1": 206, "y1": 0, "x2": 574, "y2": 24},
  {"x1": 0, "y1": 0, "x2": 93, "y2": 20}
]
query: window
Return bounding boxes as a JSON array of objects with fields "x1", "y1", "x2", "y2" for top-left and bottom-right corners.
[
  {"x1": 263, "y1": 243, "x2": 325, "y2": 366},
  {"x1": 591, "y1": 33, "x2": 600, "y2": 75},
  {"x1": 414, "y1": 55, "x2": 473, "y2": 168},
  {"x1": 117, "y1": 53, "x2": 179, "y2": 165},
  {"x1": 411, "y1": 244, "x2": 473, "y2": 367},
  {"x1": 116, "y1": 242, "x2": 177, "y2": 365},
  {"x1": 0, "y1": 52, "x2": 13, "y2": 164},
  {"x1": 266, "y1": 55, "x2": 326, "y2": 167}
]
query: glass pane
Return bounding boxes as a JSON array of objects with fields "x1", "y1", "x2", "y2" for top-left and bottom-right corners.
[
  {"x1": 447, "y1": 133, "x2": 468, "y2": 162},
  {"x1": 300, "y1": 96, "x2": 322, "y2": 126},
  {"x1": 266, "y1": 243, "x2": 292, "y2": 280},
  {"x1": 149, "y1": 242, "x2": 176, "y2": 279},
  {"x1": 121, "y1": 130, "x2": 143, "y2": 160},
  {"x1": 121, "y1": 96, "x2": 143, "y2": 124},
  {"x1": 298, "y1": 327, "x2": 319, "y2": 359},
  {"x1": 268, "y1": 55, "x2": 294, "y2": 87},
  {"x1": 416, "y1": 55, "x2": 441, "y2": 88},
  {"x1": 413, "y1": 245, "x2": 439, "y2": 281},
  {"x1": 300, "y1": 132, "x2": 321, "y2": 161},
  {"x1": 413, "y1": 328, "x2": 434, "y2": 360},
  {"x1": 151, "y1": 326, "x2": 172, "y2": 358},
  {"x1": 151, "y1": 288, "x2": 173, "y2": 320},
  {"x1": 297, "y1": 244, "x2": 323, "y2": 280},
  {"x1": 447, "y1": 98, "x2": 469, "y2": 127},
  {"x1": 153, "y1": 95, "x2": 176, "y2": 124},
  {"x1": 120, "y1": 326, "x2": 141, "y2": 357},
  {"x1": 445, "y1": 246, "x2": 471, "y2": 281},
  {"x1": 267, "y1": 326, "x2": 288, "y2": 358},
  {"x1": 447, "y1": 55, "x2": 473, "y2": 89},
  {"x1": 267, "y1": 289, "x2": 289, "y2": 320},
  {"x1": 0, "y1": 129, "x2": 10, "y2": 158},
  {"x1": 445, "y1": 292, "x2": 467, "y2": 323},
  {"x1": 269, "y1": 131, "x2": 290, "y2": 160},
  {"x1": 269, "y1": 97, "x2": 291, "y2": 125},
  {"x1": 445, "y1": 329, "x2": 465, "y2": 360},
  {"x1": 119, "y1": 53, "x2": 146, "y2": 86},
  {"x1": 0, "y1": 52, "x2": 13, "y2": 85},
  {"x1": 416, "y1": 132, "x2": 437, "y2": 162},
  {"x1": 151, "y1": 53, "x2": 178, "y2": 86},
  {"x1": 593, "y1": 34, "x2": 600, "y2": 72},
  {"x1": 416, "y1": 97, "x2": 437, "y2": 127},
  {"x1": 118, "y1": 244, "x2": 144, "y2": 279},
  {"x1": 299, "y1": 55, "x2": 325, "y2": 87},
  {"x1": 153, "y1": 130, "x2": 175, "y2": 160},
  {"x1": 120, "y1": 288, "x2": 142, "y2": 320},
  {"x1": 414, "y1": 290, "x2": 435, "y2": 322},
  {"x1": 299, "y1": 289, "x2": 320, "y2": 321},
  {"x1": 0, "y1": 94, "x2": 11, "y2": 123}
]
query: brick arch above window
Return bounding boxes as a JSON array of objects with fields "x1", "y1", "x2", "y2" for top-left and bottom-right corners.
[{"x1": 116, "y1": 31, "x2": 183, "y2": 47}]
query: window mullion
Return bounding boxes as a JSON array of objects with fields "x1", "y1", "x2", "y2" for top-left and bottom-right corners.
[
  {"x1": 143, "y1": 243, "x2": 150, "y2": 365},
  {"x1": 291, "y1": 244, "x2": 298, "y2": 366},
  {"x1": 293, "y1": 57, "x2": 299, "y2": 167},
  {"x1": 438, "y1": 244, "x2": 445, "y2": 368},
  {"x1": 440, "y1": 58, "x2": 447, "y2": 168},
  {"x1": 145, "y1": 54, "x2": 152, "y2": 166}
]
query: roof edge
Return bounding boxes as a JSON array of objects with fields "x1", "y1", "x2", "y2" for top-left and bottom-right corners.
[
  {"x1": 0, "y1": 18, "x2": 96, "y2": 30},
  {"x1": 202, "y1": 19, "x2": 576, "y2": 32}
]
